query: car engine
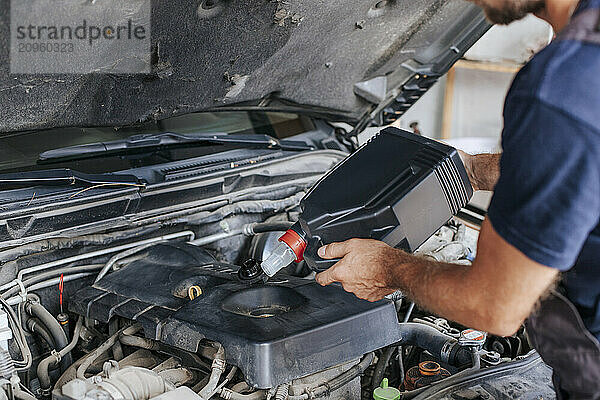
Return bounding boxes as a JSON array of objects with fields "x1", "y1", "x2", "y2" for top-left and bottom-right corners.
[{"x1": 68, "y1": 241, "x2": 400, "y2": 391}]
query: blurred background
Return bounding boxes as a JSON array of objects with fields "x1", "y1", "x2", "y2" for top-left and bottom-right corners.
[{"x1": 360, "y1": 15, "x2": 553, "y2": 209}]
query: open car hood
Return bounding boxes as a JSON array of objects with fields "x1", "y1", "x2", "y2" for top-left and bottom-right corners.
[{"x1": 0, "y1": 0, "x2": 489, "y2": 134}]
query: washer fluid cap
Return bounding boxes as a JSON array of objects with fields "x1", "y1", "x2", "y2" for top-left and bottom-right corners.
[{"x1": 373, "y1": 378, "x2": 401, "y2": 400}]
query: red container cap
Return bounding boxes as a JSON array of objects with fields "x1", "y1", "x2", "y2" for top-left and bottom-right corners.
[{"x1": 279, "y1": 229, "x2": 307, "y2": 262}]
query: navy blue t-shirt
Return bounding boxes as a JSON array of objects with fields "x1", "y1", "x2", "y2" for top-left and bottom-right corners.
[{"x1": 487, "y1": 0, "x2": 600, "y2": 338}]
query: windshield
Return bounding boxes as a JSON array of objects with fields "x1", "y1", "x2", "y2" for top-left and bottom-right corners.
[{"x1": 0, "y1": 111, "x2": 314, "y2": 175}]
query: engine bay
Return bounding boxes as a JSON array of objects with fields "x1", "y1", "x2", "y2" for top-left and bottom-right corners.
[{"x1": 0, "y1": 150, "x2": 554, "y2": 400}]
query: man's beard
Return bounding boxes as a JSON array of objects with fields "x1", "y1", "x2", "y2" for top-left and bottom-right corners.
[{"x1": 473, "y1": 0, "x2": 546, "y2": 25}]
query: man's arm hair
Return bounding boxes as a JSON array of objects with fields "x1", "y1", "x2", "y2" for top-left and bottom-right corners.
[
  {"x1": 315, "y1": 218, "x2": 559, "y2": 336},
  {"x1": 459, "y1": 152, "x2": 501, "y2": 191},
  {"x1": 389, "y1": 218, "x2": 558, "y2": 336}
]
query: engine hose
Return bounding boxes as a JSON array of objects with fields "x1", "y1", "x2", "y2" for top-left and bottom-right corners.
[
  {"x1": 288, "y1": 352, "x2": 374, "y2": 400},
  {"x1": 26, "y1": 318, "x2": 56, "y2": 349},
  {"x1": 76, "y1": 324, "x2": 141, "y2": 379},
  {"x1": 37, "y1": 317, "x2": 84, "y2": 396},
  {"x1": 198, "y1": 344, "x2": 226, "y2": 400},
  {"x1": 220, "y1": 389, "x2": 267, "y2": 400},
  {"x1": 398, "y1": 346, "x2": 405, "y2": 387},
  {"x1": 158, "y1": 368, "x2": 195, "y2": 387},
  {"x1": 371, "y1": 347, "x2": 395, "y2": 390},
  {"x1": 25, "y1": 302, "x2": 72, "y2": 372},
  {"x1": 111, "y1": 340, "x2": 124, "y2": 362},
  {"x1": 119, "y1": 334, "x2": 162, "y2": 351},
  {"x1": 55, "y1": 346, "x2": 107, "y2": 389},
  {"x1": 94, "y1": 366, "x2": 175, "y2": 399},
  {"x1": 274, "y1": 384, "x2": 289, "y2": 400},
  {"x1": 246, "y1": 221, "x2": 294, "y2": 234},
  {"x1": 204, "y1": 366, "x2": 238, "y2": 400},
  {"x1": 320, "y1": 353, "x2": 374, "y2": 393},
  {"x1": 397, "y1": 323, "x2": 471, "y2": 367},
  {"x1": 190, "y1": 221, "x2": 295, "y2": 248},
  {"x1": 231, "y1": 382, "x2": 250, "y2": 393}
]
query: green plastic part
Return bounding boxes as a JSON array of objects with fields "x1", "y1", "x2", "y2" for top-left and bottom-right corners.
[{"x1": 373, "y1": 378, "x2": 401, "y2": 400}]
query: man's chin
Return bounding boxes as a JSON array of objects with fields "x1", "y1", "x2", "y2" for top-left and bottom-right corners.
[
  {"x1": 483, "y1": 8, "x2": 527, "y2": 25},
  {"x1": 478, "y1": 0, "x2": 546, "y2": 25}
]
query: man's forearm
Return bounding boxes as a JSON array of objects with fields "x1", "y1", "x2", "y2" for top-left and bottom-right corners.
[
  {"x1": 388, "y1": 256, "x2": 496, "y2": 332},
  {"x1": 386, "y1": 219, "x2": 558, "y2": 336},
  {"x1": 316, "y1": 221, "x2": 558, "y2": 337},
  {"x1": 461, "y1": 152, "x2": 501, "y2": 191}
]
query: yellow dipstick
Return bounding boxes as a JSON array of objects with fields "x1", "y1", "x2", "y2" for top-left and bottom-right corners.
[{"x1": 188, "y1": 286, "x2": 203, "y2": 300}]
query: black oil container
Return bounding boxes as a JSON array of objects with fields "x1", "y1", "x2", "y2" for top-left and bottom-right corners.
[{"x1": 260, "y1": 127, "x2": 473, "y2": 275}]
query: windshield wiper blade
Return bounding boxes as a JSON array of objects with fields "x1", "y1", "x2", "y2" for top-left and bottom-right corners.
[
  {"x1": 38, "y1": 132, "x2": 314, "y2": 164},
  {"x1": 0, "y1": 169, "x2": 144, "y2": 189}
]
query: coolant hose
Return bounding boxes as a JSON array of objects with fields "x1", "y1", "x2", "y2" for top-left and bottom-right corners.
[
  {"x1": 26, "y1": 302, "x2": 72, "y2": 371},
  {"x1": 26, "y1": 318, "x2": 56, "y2": 349},
  {"x1": 37, "y1": 317, "x2": 84, "y2": 395},
  {"x1": 397, "y1": 323, "x2": 471, "y2": 366}
]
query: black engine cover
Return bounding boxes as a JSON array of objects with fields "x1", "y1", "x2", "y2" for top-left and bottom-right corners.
[{"x1": 69, "y1": 243, "x2": 401, "y2": 388}]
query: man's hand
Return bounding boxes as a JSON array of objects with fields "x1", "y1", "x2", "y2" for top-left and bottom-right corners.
[
  {"x1": 457, "y1": 150, "x2": 501, "y2": 192},
  {"x1": 457, "y1": 150, "x2": 477, "y2": 190},
  {"x1": 315, "y1": 239, "x2": 404, "y2": 301}
]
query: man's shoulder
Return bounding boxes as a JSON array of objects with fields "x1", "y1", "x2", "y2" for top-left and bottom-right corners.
[{"x1": 508, "y1": 37, "x2": 600, "y2": 132}]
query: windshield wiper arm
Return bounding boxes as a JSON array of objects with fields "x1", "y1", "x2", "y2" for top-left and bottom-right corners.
[
  {"x1": 0, "y1": 169, "x2": 144, "y2": 189},
  {"x1": 38, "y1": 132, "x2": 314, "y2": 164}
]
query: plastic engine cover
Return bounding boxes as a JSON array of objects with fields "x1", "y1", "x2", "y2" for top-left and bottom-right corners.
[{"x1": 69, "y1": 243, "x2": 401, "y2": 388}]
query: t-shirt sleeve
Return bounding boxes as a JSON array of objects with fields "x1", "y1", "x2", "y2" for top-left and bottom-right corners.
[{"x1": 487, "y1": 96, "x2": 600, "y2": 271}]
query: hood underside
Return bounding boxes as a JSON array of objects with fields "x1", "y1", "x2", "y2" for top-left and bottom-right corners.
[{"x1": 0, "y1": 0, "x2": 489, "y2": 133}]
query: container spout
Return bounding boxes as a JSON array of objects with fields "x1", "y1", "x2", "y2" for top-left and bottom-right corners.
[
  {"x1": 260, "y1": 227, "x2": 307, "y2": 277},
  {"x1": 260, "y1": 241, "x2": 297, "y2": 277}
]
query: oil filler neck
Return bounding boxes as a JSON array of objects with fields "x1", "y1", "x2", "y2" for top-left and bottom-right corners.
[{"x1": 237, "y1": 259, "x2": 267, "y2": 284}]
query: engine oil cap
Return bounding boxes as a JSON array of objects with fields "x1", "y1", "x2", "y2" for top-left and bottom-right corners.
[
  {"x1": 373, "y1": 378, "x2": 401, "y2": 400},
  {"x1": 458, "y1": 329, "x2": 487, "y2": 347}
]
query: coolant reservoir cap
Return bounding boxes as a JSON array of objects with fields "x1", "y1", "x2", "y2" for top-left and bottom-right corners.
[{"x1": 373, "y1": 378, "x2": 401, "y2": 400}]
